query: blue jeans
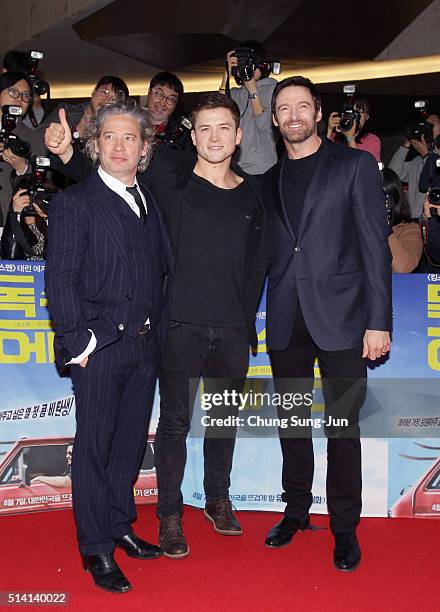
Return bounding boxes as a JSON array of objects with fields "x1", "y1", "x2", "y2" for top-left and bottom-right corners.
[{"x1": 155, "y1": 321, "x2": 249, "y2": 518}]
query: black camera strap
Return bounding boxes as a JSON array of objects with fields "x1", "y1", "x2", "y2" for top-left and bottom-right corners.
[{"x1": 224, "y1": 60, "x2": 231, "y2": 98}]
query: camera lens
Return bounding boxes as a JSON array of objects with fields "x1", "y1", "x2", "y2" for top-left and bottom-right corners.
[
  {"x1": 428, "y1": 188, "x2": 440, "y2": 205},
  {"x1": 10, "y1": 138, "x2": 31, "y2": 158},
  {"x1": 340, "y1": 114, "x2": 354, "y2": 132},
  {"x1": 34, "y1": 80, "x2": 49, "y2": 96}
]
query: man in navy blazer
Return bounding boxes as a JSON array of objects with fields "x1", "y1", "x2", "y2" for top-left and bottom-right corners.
[
  {"x1": 262, "y1": 77, "x2": 392, "y2": 571},
  {"x1": 45, "y1": 100, "x2": 172, "y2": 593}
]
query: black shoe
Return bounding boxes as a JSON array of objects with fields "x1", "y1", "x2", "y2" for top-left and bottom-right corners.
[
  {"x1": 82, "y1": 553, "x2": 132, "y2": 594},
  {"x1": 204, "y1": 499, "x2": 243, "y2": 535},
  {"x1": 265, "y1": 515, "x2": 308, "y2": 548},
  {"x1": 115, "y1": 532, "x2": 163, "y2": 560},
  {"x1": 333, "y1": 531, "x2": 361, "y2": 572},
  {"x1": 159, "y1": 514, "x2": 189, "y2": 559}
]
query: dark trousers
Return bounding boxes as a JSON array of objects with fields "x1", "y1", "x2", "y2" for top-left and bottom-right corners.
[
  {"x1": 269, "y1": 307, "x2": 367, "y2": 534},
  {"x1": 155, "y1": 322, "x2": 249, "y2": 518},
  {"x1": 70, "y1": 332, "x2": 158, "y2": 555}
]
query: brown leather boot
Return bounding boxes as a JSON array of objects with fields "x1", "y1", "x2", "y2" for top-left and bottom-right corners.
[
  {"x1": 159, "y1": 514, "x2": 189, "y2": 559},
  {"x1": 204, "y1": 499, "x2": 243, "y2": 535}
]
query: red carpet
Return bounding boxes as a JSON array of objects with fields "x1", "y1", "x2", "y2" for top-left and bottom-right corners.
[{"x1": 1, "y1": 506, "x2": 437, "y2": 611}]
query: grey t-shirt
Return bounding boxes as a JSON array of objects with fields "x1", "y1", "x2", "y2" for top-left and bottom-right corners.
[{"x1": 230, "y1": 77, "x2": 278, "y2": 175}]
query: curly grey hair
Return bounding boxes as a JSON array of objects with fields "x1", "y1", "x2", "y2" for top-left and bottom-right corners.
[{"x1": 84, "y1": 100, "x2": 154, "y2": 172}]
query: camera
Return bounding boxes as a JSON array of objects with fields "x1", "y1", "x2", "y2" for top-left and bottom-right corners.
[
  {"x1": 339, "y1": 84, "x2": 361, "y2": 133},
  {"x1": 0, "y1": 105, "x2": 31, "y2": 158},
  {"x1": 428, "y1": 187, "x2": 440, "y2": 208},
  {"x1": 154, "y1": 115, "x2": 192, "y2": 150},
  {"x1": 21, "y1": 156, "x2": 56, "y2": 217},
  {"x1": 26, "y1": 51, "x2": 50, "y2": 97},
  {"x1": 405, "y1": 100, "x2": 433, "y2": 144},
  {"x1": 231, "y1": 47, "x2": 281, "y2": 84},
  {"x1": 168, "y1": 115, "x2": 192, "y2": 148}
]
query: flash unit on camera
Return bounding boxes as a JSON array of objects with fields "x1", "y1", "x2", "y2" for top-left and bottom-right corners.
[
  {"x1": 272, "y1": 62, "x2": 281, "y2": 76},
  {"x1": 343, "y1": 84, "x2": 356, "y2": 94},
  {"x1": 8, "y1": 106, "x2": 22, "y2": 116},
  {"x1": 181, "y1": 117, "x2": 192, "y2": 130},
  {"x1": 35, "y1": 156, "x2": 50, "y2": 167},
  {"x1": 30, "y1": 51, "x2": 44, "y2": 60},
  {"x1": 414, "y1": 100, "x2": 427, "y2": 109}
]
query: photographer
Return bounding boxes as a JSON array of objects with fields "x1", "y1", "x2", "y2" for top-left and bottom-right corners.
[
  {"x1": 146, "y1": 71, "x2": 192, "y2": 151},
  {"x1": 63, "y1": 75, "x2": 129, "y2": 142},
  {"x1": 327, "y1": 93, "x2": 381, "y2": 161},
  {"x1": 417, "y1": 195, "x2": 440, "y2": 272},
  {"x1": 0, "y1": 71, "x2": 34, "y2": 226},
  {"x1": 2, "y1": 50, "x2": 49, "y2": 128},
  {"x1": 0, "y1": 174, "x2": 51, "y2": 260},
  {"x1": 45, "y1": 72, "x2": 191, "y2": 183},
  {"x1": 388, "y1": 112, "x2": 440, "y2": 219},
  {"x1": 383, "y1": 168, "x2": 423, "y2": 273},
  {"x1": 419, "y1": 126, "x2": 440, "y2": 193},
  {"x1": 219, "y1": 40, "x2": 278, "y2": 174}
]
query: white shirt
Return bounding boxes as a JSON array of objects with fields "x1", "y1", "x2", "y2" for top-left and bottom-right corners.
[
  {"x1": 68, "y1": 166, "x2": 148, "y2": 365},
  {"x1": 97, "y1": 165, "x2": 148, "y2": 217}
]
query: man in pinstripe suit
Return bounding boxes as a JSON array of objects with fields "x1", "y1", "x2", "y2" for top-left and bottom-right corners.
[{"x1": 45, "y1": 101, "x2": 173, "y2": 594}]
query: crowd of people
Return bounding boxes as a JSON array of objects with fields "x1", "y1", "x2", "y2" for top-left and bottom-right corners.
[
  {"x1": 0, "y1": 43, "x2": 431, "y2": 594},
  {"x1": 0, "y1": 45, "x2": 439, "y2": 271}
]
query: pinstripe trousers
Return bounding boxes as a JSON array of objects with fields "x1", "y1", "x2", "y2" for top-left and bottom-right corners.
[{"x1": 70, "y1": 332, "x2": 158, "y2": 555}]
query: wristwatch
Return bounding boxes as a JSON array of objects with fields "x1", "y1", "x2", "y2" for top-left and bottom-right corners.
[{"x1": 248, "y1": 92, "x2": 258, "y2": 100}]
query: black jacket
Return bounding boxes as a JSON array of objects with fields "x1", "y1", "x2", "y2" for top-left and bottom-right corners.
[
  {"x1": 142, "y1": 149, "x2": 267, "y2": 349},
  {"x1": 263, "y1": 138, "x2": 392, "y2": 352}
]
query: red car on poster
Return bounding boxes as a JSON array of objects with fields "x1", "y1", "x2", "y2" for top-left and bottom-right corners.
[
  {"x1": 389, "y1": 444, "x2": 440, "y2": 518},
  {"x1": 0, "y1": 435, "x2": 157, "y2": 516}
]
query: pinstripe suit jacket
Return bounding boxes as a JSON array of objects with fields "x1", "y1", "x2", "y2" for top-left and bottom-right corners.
[{"x1": 45, "y1": 171, "x2": 173, "y2": 367}]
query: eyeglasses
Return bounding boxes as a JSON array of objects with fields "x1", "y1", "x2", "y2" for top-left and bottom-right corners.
[
  {"x1": 151, "y1": 89, "x2": 178, "y2": 106},
  {"x1": 95, "y1": 88, "x2": 117, "y2": 101},
  {"x1": 7, "y1": 87, "x2": 33, "y2": 103}
]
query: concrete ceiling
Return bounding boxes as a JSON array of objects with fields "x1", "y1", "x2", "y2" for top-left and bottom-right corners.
[{"x1": 7, "y1": 0, "x2": 440, "y2": 97}]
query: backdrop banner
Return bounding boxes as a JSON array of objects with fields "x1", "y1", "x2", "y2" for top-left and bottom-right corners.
[{"x1": 1, "y1": 262, "x2": 439, "y2": 519}]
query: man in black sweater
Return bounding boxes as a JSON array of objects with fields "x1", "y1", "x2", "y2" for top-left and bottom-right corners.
[{"x1": 149, "y1": 94, "x2": 266, "y2": 558}]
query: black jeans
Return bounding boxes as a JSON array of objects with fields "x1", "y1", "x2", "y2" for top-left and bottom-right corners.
[
  {"x1": 269, "y1": 307, "x2": 367, "y2": 534},
  {"x1": 155, "y1": 321, "x2": 249, "y2": 518}
]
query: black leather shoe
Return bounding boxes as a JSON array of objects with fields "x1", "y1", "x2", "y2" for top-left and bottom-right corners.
[
  {"x1": 82, "y1": 553, "x2": 132, "y2": 594},
  {"x1": 333, "y1": 531, "x2": 361, "y2": 572},
  {"x1": 115, "y1": 533, "x2": 162, "y2": 560},
  {"x1": 265, "y1": 515, "x2": 308, "y2": 548}
]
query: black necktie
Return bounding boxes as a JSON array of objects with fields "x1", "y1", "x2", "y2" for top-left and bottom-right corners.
[{"x1": 126, "y1": 185, "x2": 147, "y2": 223}]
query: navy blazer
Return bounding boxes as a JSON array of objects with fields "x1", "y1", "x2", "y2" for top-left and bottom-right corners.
[
  {"x1": 45, "y1": 171, "x2": 173, "y2": 364},
  {"x1": 263, "y1": 138, "x2": 392, "y2": 352}
]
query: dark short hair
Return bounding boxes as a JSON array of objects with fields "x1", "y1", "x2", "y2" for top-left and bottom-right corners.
[
  {"x1": 149, "y1": 71, "x2": 184, "y2": 97},
  {"x1": 0, "y1": 71, "x2": 32, "y2": 95},
  {"x1": 3, "y1": 50, "x2": 32, "y2": 73},
  {"x1": 352, "y1": 93, "x2": 371, "y2": 115},
  {"x1": 94, "y1": 75, "x2": 129, "y2": 101},
  {"x1": 382, "y1": 168, "x2": 411, "y2": 226},
  {"x1": 191, "y1": 93, "x2": 240, "y2": 129},
  {"x1": 271, "y1": 76, "x2": 321, "y2": 116}
]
